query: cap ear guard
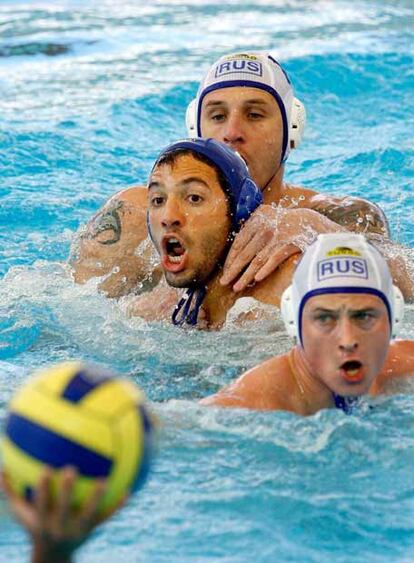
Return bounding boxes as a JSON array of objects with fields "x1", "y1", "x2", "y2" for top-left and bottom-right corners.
[
  {"x1": 289, "y1": 97, "x2": 306, "y2": 150},
  {"x1": 391, "y1": 284, "x2": 405, "y2": 338},
  {"x1": 281, "y1": 285, "x2": 297, "y2": 339},
  {"x1": 146, "y1": 209, "x2": 156, "y2": 245},
  {"x1": 186, "y1": 98, "x2": 197, "y2": 137},
  {"x1": 233, "y1": 177, "x2": 263, "y2": 224}
]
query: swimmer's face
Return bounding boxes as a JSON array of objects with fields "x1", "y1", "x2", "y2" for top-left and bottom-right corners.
[
  {"x1": 301, "y1": 293, "x2": 391, "y2": 396},
  {"x1": 200, "y1": 87, "x2": 284, "y2": 190},
  {"x1": 148, "y1": 153, "x2": 231, "y2": 288}
]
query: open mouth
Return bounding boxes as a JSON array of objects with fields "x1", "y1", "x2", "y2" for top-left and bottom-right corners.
[
  {"x1": 340, "y1": 360, "x2": 364, "y2": 383},
  {"x1": 162, "y1": 235, "x2": 188, "y2": 272}
]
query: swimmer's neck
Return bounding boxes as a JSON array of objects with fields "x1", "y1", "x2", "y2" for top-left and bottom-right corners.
[
  {"x1": 290, "y1": 346, "x2": 336, "y2": 413},
  {"x1": 261, "y1": 165, "x2": 285, "y2": 205},
  {"x1": 261, "y1": 166, "x2": 316, "y2": 207},
  {"x1": 201, "y1": 274, "x2": 239, "y2": 329}
]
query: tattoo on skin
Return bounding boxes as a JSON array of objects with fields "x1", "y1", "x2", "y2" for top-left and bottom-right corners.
[
  {"x1": 86, "y1": 200, "x2": 124, "y2": 245},
  {"x1": 310, "y1": 197, "x2": 390, "y2": 237}
]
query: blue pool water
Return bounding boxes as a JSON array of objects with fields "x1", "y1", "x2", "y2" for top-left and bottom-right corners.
[{"x1": 1, "y1": 1, "x2": 414, "y2": 561}]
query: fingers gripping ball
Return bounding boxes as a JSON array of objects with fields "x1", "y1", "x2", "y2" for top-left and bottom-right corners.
[{"x1": 1, "y1": 361, "x2": 153, "y2": 514}]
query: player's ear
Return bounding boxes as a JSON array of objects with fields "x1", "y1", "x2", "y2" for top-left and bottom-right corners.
[
  {"x1": 281, "y1": 285, "x2": 298, "y2": 339},
  {"x1": 391, "y1": 285, "x2": 405, "y2": 338},
  {"x1": 289, "y1": 97, "x2": 306, "y2": 150},
  {"x1": 185, "y1": 99, "x2": 197, "y2": 137}
]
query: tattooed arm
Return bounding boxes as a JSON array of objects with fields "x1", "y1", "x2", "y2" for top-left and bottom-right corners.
[
  {"x1": 365, "y1": 234, "x2": 414, "y2": 302},
  {"x1": 70, "y1": 187, "x2": 162, "y2": 298},
  {"x1": 307, "y1": 194, "x2": 390, "y2": 237}
]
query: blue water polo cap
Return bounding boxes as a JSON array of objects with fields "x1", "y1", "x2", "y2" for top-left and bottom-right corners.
[
  {"x1": 152, "y1": 138, "x2": 263, "y2": 230},
  {"x1": 151, "y1": 138, "x2": 264, "y2": 328}
]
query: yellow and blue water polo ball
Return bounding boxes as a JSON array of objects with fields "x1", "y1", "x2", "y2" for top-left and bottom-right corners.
[{"x1": 1, "y1": 361, "x2": 153, "y2": 514}]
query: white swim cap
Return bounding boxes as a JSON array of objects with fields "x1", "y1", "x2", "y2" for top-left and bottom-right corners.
[
  {"x1": 185, "y1": 52, "x2": 306, "y2": 163},
  {"x1": 281, "y1": 233, "x2": 405, "y2": 343}
]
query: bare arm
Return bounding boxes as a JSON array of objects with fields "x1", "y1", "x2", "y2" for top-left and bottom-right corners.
[
  {"x1": 308, "y1": 194, "x2": 390, "y2": 237},
  {"x1": 220, "y1": 205, "x2": 345, "y2": 291},
  {"x1": 70, "y1": 187, "x2": 160, "y2": 298},
  {"x1": 220, "y1": 192, "x2": 391, "y2": 292}
]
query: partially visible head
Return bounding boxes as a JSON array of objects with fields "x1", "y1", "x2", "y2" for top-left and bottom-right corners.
[
  {"x1": 281, "y1": 233, "x2": 405, "y2": 395},
  {"x1": 186, "y1": 52, "x2": 306, "y2": 187},
  {"x1": 147, "y1": 138, "x2": 262, "y2": 288}
]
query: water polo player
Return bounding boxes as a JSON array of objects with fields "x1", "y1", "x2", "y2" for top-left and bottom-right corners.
[
  {"x1": 134, "y1": 137, "x2": 304, "y2": 328},
  {"x1": 71, "y1": 52, "x2": 413, "y2": 302},
  {"x1": 202, "y1": 233, "x2": 414, "y2": 414}
]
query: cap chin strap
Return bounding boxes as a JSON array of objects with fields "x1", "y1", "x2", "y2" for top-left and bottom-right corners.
[
  {"x1": 260, "y1": 162, "x2": 284, "y2": 195},
  {"x1": 332, "y1": 393, "x2": 361, "y2": 414},
  {"x1": 185, "y1": 96, "x2": 306, "y2": 158},
  {"x1": 172, "y1": 286, "x2": 207, "y2": 327},
  {"x1": 281, "y1": 284, "x2": 405, "y2": 341}
]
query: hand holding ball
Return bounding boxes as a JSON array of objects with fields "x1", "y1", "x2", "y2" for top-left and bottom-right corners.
[{"x1": 1, "y1": 361, "x2": 153, "y2": 515}]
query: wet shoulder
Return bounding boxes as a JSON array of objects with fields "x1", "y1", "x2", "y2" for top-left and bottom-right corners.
[
  {"x1": 202, "y1": 352, "x2": 302, "y2": 412},
  {"x1": 237, "y1": 353, "x2": 295, "y2": 405},
  {"x1": 87, "y1": 185, "x2": 147, "y2": 239},
  {"x1": 107, "y1": 184, "x2": 148, "y2": 208},
  {"x1": 373, "y1": 340, "x2": 414, "y2": 393},
  {"x1": 70, "y1": 184, "x2": 151, "y2": 297},
  {"x1": 279, "y1": 187, "x2": 389, "y2": 235},
  {"x1": 383, "y1": 340, "x2": 414, "y2": 373},
  {"x1": 279, "y1": 183, "x2": 318, "y2": 208},
  {"x1": 247, "y1": 253, "x2": 299, "y2": 307}
]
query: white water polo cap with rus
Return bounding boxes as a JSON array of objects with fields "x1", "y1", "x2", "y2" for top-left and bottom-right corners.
[
  {"x1": 185, "y1": 52, "x2": 306, "y2": 164},
  {"x1": 281, "y1": 233, "x2": 405, "y2": 344}
]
